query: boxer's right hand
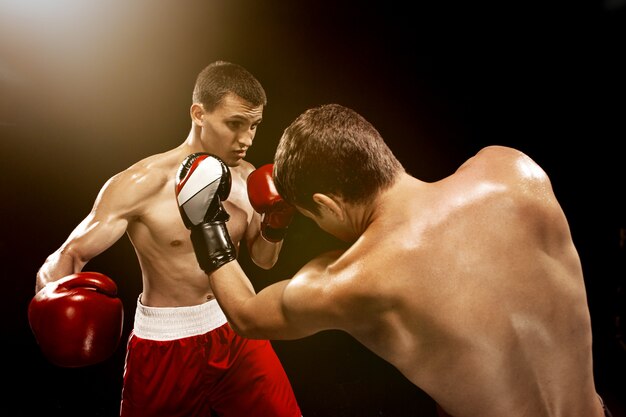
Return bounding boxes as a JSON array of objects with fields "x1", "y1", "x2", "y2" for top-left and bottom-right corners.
[
  {"x1": 28, "y1": 272, "x2": 124, "y2": 368},
  {"x1": 175, "y1": 153, "x2": 237, "y2": 273}
]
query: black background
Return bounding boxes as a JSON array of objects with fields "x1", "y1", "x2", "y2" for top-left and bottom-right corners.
[{"x1": 1, "y1": 1, "x2": 624, "y2": 416}]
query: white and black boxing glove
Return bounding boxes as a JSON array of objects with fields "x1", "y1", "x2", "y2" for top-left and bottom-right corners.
[{"x1": 175, "y1": 153, "x2": 236, "y2": 273}]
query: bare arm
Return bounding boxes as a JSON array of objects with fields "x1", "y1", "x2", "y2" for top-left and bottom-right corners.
[
  {"x1": 35, "y1": 167, "x2": 150, "y2": 292},
  {"x1": 246, "y1": 216, "x2": 282, "y2": 269},
  {"x1": 209, "y1": 250, "x2": 345, "y2": 340}
]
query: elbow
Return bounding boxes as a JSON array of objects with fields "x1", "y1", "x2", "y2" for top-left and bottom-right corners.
[
  {"x1": 251, "y1": 258, "x2": 275, "y2": 270},
  {"x1": 225, "y1": 308, "x2": 280, "y2": 340},
  {"x1": 249, "y1": 249, "x2": 278, "y2": 270}
]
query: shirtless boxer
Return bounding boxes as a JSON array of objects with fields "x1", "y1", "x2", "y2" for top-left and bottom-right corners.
[
  {"x1": 32, "y1": 61, "x2": 301, "y2": 417},
  {"x1": 182, "y1": 103, "x2": 611, "y2": 417}
]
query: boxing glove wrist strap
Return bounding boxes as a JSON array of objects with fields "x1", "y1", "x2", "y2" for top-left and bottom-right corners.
[{"x1": 190, "y1": 222, "x2": 237, "y2": 273}]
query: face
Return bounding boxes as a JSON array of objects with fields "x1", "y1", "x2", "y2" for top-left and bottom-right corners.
[{"x1": 197, "y1": 93, "x2": 263, "y2": 167}]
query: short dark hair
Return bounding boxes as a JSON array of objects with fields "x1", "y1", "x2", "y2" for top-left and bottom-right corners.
[
  {"x1": 192, "y1": 61, "x2": 267, "y2": 111},
  {"x1": 274, "y1": 104, "x2": 404, "y2": 215}
]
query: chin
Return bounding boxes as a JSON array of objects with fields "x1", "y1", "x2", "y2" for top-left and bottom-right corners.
[{"x1": 226, "y1": 157, "x2": 242, "y2": 167}]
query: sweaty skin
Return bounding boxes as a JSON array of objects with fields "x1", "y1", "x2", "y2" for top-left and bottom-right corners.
[
  {"x1": 36, "y1": 93, "x2": 278, "y2": 306},
  {"x1": 210, "y1": 146, "x2": 605, "y2": 417}
]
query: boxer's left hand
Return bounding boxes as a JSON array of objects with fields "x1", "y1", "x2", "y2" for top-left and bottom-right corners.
[{"x1": 247, "y1": 164, "x2": 296, "y2": 242}]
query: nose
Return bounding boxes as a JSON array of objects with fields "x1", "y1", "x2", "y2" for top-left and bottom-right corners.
[{"x1": 239, "y1": 131, "x2": 254, "y2": 148}]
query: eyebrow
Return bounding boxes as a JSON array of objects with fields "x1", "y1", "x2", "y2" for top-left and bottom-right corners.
[{"x1": 226, "y1": 114, "x2": 263, "y2": 124}]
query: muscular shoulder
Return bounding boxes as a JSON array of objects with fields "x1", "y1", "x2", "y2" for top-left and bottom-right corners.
[
  {"x1": 282, "y1": 250, "x2": 354, "y2": 324},
  {"x1": 459, "y1": 146, "x2": 568, "y2": 242},
  {"x1": 283, "y1": 248, "x2": 387, "y2": 327},
  {"x1": 453, "y1": 146, "x2": 552, "y2": 201},
  {"x1": 471, "y1": 146, "x2": 548, "y2": 182},
  {"x1": 96, "y1": 150, "x2": 180, "y2": 215}
]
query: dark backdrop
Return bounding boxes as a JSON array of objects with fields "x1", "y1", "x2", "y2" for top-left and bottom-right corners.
[{"x1": 1, "y1": 1, "x2": 624, "y2": 416}]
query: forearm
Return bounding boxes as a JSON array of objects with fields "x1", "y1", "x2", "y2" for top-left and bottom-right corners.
[
  {"x1": 210, "y1": 261, "x2": 299, "y2": 340},
  {"x1": 249, "y1": 234, "x2": 282, "y2": 269},
  {"x1": 209, "y1": 261, "x2": 260, "y2": 332},
  {"x1": 36, "y1": 249, "x2": 85, "y2": 293}
]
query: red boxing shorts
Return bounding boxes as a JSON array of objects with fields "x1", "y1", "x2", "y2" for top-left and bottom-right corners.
[{"x1": 120, "y1": 296, "x2": 301, "y2": 417}]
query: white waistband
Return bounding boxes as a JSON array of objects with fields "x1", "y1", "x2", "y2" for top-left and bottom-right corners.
[{"x1": 133, "y1": 295, "x2": 227, "y2": 341}]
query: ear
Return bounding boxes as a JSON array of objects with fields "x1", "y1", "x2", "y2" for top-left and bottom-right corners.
[
  {"x1": 312, "y1": 193, "x2": 345, "y2": 221},
  {"x1": 190, "y1": 103, "x2": 204, "y2": 126}
]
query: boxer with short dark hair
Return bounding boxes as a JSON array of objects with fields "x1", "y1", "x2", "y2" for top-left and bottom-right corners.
[
  {"x1": 33, "y1": 60, "x2": 301, "y2": 417},
  {"x1": 193, "y1": 103, "x2": 610, "y2": 417}
]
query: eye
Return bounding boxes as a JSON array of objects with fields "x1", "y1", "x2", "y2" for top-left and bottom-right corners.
[{"x1": 226, "y1": 120, "x2": 243, "y2": 130}]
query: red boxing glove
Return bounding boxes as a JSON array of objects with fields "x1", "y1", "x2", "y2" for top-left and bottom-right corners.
[
  {"x1": 247, "y1": 164, "x2": 296, "y2": 242},
  {"x1": 28, "y1": 272, "x2": 124, "y2": 367}
]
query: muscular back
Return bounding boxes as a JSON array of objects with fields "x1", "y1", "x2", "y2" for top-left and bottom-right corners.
[{"x1": 333, "y1": 146, "x2": 600, "y2": 417}]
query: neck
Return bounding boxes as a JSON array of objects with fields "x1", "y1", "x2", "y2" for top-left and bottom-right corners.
[
  {"x1": 343, "y1": 202, "x2": 373, "y2": 240},
  {"x1": 344, "y1": 173, "x2": 409, "y2": 239},
  {"x1": 354, "y1": 173, "x2": 420, "y2": 235},
  {"x1": 182, "y1": 124, "x2": 204, "y2": 151}
]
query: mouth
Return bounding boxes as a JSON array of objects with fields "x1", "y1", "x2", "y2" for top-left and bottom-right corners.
[{"x1": 234, "y1": 149, "x2": 247, "y2": 158}]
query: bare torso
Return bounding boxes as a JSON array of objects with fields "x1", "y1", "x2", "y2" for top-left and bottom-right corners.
[
  {"x1": 327, "y1": 146, "x2": 603, "y2": 417},
  {"x1": 123, "y1": 145, "x2": 255, "y2": 307}
]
